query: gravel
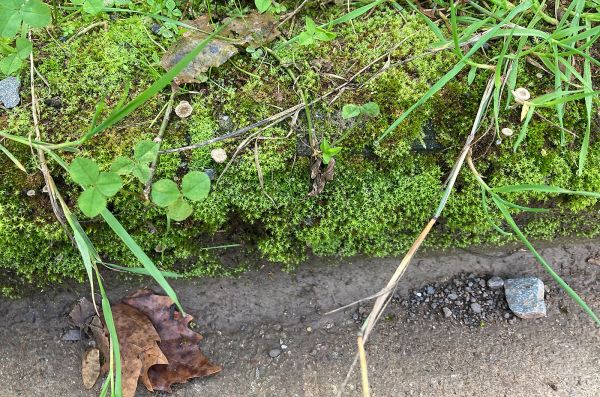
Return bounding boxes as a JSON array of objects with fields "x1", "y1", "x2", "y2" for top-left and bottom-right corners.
[{"x1": 395, "y1": 273, "x2": 514, "y2": 327}]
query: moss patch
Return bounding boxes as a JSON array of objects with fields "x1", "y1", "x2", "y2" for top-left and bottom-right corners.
[{"x1": 1, "y1": 6, "x2": 599, "y2": 290}]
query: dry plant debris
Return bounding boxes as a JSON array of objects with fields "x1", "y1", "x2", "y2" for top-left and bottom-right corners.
[
  {"x1": 161, "y1": 12, "x2": 280, "y2": 84},
  {"x1": 68, "y1": 290, "x2": 220, "y2": 395}
]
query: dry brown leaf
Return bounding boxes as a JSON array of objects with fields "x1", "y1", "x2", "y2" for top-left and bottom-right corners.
[
  {"x1": 309, "y1": 158, "x2": 336, "y2": 196},
  {"x1": 224, "y1": 11, "x2": 280, "y2": 47},
  {"x1": 82, "y1": 348, "x2": 100, "y2": 389},
  {"x1": 69, "y1": 297, "x2": 96, "y2": 328},
  {"x1": 122, "y1": 289, "x2": 221, "y2": 392},
  {"x1": 112, "y1": 303, "x2": 168, "y2": 397},
  {"x1": 161, "y1": 12, "x2": 279, "y2": 84}
]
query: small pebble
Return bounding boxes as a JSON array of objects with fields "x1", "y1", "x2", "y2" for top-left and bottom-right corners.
[
  {"x1": 448, "y1": 293, "x2": 458, "y2": 300},
  {"x1": 426, "y1": 286, "x2": 436, "y2": 295},
  {"x1": 268, "y1": 348, "x2": 281, "y2": 358},
  {"x1": 211, "y1": 148, "x2": 228, "y2": 163},
  {"x1": 0, "y1": 77, "x2": 21, "y2": 109},
  {"x1": 504, "y1": 277, "x2": 546, "y2": 319},
  {"x1": 470, "y1": 303, "x2": 482, "y2": 314},
  {"x1": 487, "y1": 276, "x2": 504, "y2": 289},
  {"x1": 443, "y1": 307, "x2": 453, "y2": 318}
]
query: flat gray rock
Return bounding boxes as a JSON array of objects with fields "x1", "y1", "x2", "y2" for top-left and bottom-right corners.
[
  {"x1": 504, "y1": 277, "x2": 546, "y2": 319},
  {"x1": 0, "y1": 77, "x2": 21, "y2": 109}
]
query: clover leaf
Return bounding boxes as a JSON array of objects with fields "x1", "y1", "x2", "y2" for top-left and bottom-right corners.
[{"x1": 69, "y1": 158, "x2": 123, "y2": 217}]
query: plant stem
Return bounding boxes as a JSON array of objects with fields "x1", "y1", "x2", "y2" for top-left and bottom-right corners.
[{"x1": 143, "y1": 86, "x2": 176, "y2": 200}]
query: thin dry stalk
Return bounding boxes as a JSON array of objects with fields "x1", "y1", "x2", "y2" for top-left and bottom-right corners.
[
  {"x1": 357, "y1": 335, "x2": 370, "y2": 397},
  {"x1": 342, "y1": 78, "x2": 495, "y2": 395},
  {"x1": 29, "y1": 32, "x2": 71, "y2": 242},
  {"x1": 143, "y1": 86, "x2": 176, "y2": 200}
]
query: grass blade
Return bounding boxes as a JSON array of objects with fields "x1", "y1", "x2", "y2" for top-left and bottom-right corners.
[
  {"x1": 491, "y1": 184, "x2": 600, "y2": 199},
  {"x1": 0, "y1": 142, "x2": 27, "y2": 172},
  {"x1": 492, "y1": 197, "x2": 600, "y2": 326},
  {"x1": 578, "y1": 20, "x2": 593, "y2": 175},
  {"x1": 100, "y1": 209, "x2": 184, "y2": 313},
  {"x1": 376, "y1": 1, "x2": 532, "y2": 143}
]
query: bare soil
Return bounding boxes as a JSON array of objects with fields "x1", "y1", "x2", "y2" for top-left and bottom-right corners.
[{"x1": 1, "y1": 240, "x2": 599, "y2": 397}]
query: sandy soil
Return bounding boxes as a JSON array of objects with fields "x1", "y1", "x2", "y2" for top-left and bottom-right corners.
[{"x1": 1, "y1": 241, "x2": 599, "y2": 397}]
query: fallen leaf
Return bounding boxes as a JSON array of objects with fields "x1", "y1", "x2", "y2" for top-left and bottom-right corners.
[
  {"x1": 161, "y1": 16, "x2": 238, "y2": 84},
  {"x1": 69, "y1": 297, "x2": 96, "y2": 328},
  {"x1": 122, "y1": 289, "x2": 221, "y2": 392},
  {"x1": 224, "y1": 11, "x2": 280, "y2": 47},
  {"x1": 161, "y1": 13, "x2": 279, "y2": 84},
  {"x1": 112, "y1": 303, "x2": 169, "y2": 397},
  {"x1": 309, "y1": 158, "x2": 335, "y2": 196},
  {"x1": 82, "y1": 348, "x2": 100, "y2": 389}
]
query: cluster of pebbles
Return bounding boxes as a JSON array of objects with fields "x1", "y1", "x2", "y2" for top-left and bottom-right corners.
[{"x1": 392, "y1": 273, "x2": 516, "y2": 327}]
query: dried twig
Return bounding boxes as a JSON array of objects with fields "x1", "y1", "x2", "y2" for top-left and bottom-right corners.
[
  {"x1": 143, "y1": 86, "x2": 176, "y2": 200},
  {"x1": 337, "y1": 78, "x2": 495, "y2": 396},
  {"x1": 28, "y1": 32, "x2": 72, "y2": 242}
]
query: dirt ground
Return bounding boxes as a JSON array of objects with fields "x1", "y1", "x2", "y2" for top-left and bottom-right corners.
[{"x1": 1, "y1": 241, "x2": 600, "y2": 397}]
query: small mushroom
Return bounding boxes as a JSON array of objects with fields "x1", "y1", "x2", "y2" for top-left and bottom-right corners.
[
  {"x1": 26, "y1": 189, "x2": 36, "y2": 197},
  {"x1": 175, "y1": 100, "x2": 193, "y2": 118},
  {"x1": 512, "y1": 87, "x2": 531, "y2": 121},
  {"x1": 211, "y1": 148, "x2": 227, "y2": 163},
  {"x1": 501, "y1": 127, "x2": 513, "y2": 137},
  {"x1": 512, "y1": 87, "x2": 531, "y2": 104}
]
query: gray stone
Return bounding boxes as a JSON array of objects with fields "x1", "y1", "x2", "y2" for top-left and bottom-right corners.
[
  {"x1": 0, "y1": 77, "x2": 21, "y2": 109},
  {"x1": 487, "y1": 276, "x2": 504, "y2": 289},
  {"x1": 61, "y1": 329, "x2": 82, "y2": 342},
  {"x1": 268, "y1": 348, "x2": 281, "y2": 358},
  {"x1": 470, "y1": 303, "x2": 482, "y2": 314},
  {"x1": 442, "y1": 307, "x2": 453, "y2": 318},
  {"x1": 426, "y1": 286, "x2": 436, "y2": 295},
  {"x1": 448, "y1": 293, "x2": 458, "y2": 300},
  {"x1": 504, "y1": 277, "x2": 546, "y2": 319}
]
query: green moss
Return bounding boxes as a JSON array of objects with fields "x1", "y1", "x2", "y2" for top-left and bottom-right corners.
[{"x1": 1, "y1": 6, "x2": 600, "y2": 292}]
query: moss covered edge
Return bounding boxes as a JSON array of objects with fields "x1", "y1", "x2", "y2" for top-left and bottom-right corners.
[{"x1": 1, "y1": 4, "x2": 599, "y2": 294}]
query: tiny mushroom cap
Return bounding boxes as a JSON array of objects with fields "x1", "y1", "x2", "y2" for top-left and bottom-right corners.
[
  {"x1": 211, "y1": 148, "x2": 228, "y2": 163},
  {"x1": 501, "y1": 127, "x2": 514, "y2": 137},
  {"x1": 175, "y1": 100, "x2": 193, "y2": 118},
  {"x1": 512, "y1": 87, "x2": 531, "y2": 103}
]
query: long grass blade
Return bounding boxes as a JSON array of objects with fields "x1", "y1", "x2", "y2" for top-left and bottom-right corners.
[
  {"x1": 492, "y1": 184, "x2": 600, "y2": 199},
  {"x1": 75, "y1": 21, "x2": 231, "y2": 146},
  {"x1": 0, "y1": 142, "x2": 27, "y2": 172},
  {"x1": 492, "y1": 197, "x2": 600, "y2": 326},
  {"x1": 100, "y1": 209, "x2": 184, "y2": 313},
  {"x1": 376, "y1": 1, "x2": 532, "y2": 143},
  {"x1": 578, "y1": 20, "x2": 593, "y2": 175}
]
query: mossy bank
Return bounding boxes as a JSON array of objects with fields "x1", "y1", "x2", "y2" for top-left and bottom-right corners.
[{"x1": 1, "y1": 3, "x2": 599, "y2": 293}]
